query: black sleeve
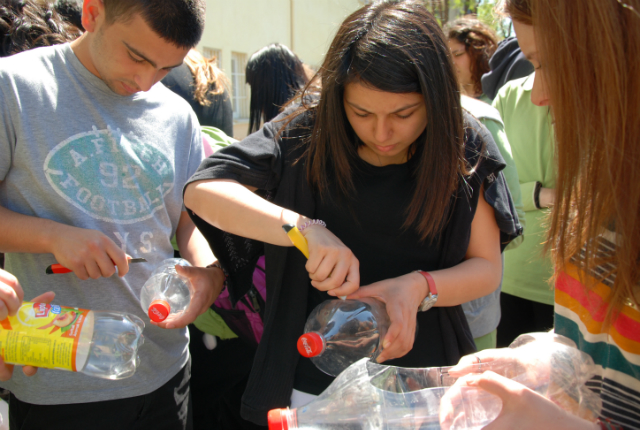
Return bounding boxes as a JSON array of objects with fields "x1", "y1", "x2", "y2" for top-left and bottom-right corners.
[
  {"x1": 185, "y1": 117, "x2": 286, "y2": 192},
  {"x1": 183, "y1": 113, "x2": 308, "y2": 303},
  {"x1": 463, "y1": 112, "x2": 523, "y2": 250}
]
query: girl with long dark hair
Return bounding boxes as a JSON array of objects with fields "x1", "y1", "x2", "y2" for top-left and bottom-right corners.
[
  {"x1": 245, "y1": 43, "x2": 308, "y2": 135},
  {"x1": 184, "y1": 0, "x2": 520, "y2": 424}
]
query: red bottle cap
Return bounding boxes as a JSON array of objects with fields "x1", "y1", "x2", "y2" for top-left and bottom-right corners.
[
  {"x1": 148, "y1": 300, "x2": 170, "y2": 322},
  {"x1": 267, "y1": 408, "x2": 289, "y2": 430},
  {"x1": 297, "y1": 332, "x2": 324, "y2": 358}
]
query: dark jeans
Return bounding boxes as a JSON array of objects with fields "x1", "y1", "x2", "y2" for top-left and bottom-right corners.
[
  {"x1": 188, "y1": 324, "x2": 266, "y2": 430},
  {"x1": 9, "y1": 360, "x2": 192, "y2": 430},
  {"x1": 496, "y1": 292, "x2": 555, "y2": 348}
]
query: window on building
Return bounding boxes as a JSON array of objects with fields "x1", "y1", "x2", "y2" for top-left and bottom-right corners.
[
  {"x1": 201, "y1": 47, "x2": 222, "y2": 69},
  {"x1": 231, "y1": 52, "x2": 249, "y2": 119}
]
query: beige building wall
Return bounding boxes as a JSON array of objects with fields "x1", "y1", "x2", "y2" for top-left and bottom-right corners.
[{"x1": 197, "y1": 0, "x2": 367, "y2": 139}]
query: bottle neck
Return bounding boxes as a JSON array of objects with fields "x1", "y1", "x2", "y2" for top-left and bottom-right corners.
[{"x1": 268, "y1": 407, "x2": 297, "y2": 429}]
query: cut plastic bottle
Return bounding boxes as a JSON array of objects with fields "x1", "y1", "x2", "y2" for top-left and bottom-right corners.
[
  {"x1": 298, "y1": 298, "x2": 390, "y2": 377},
  {"x1": 139, "y1": 258, "x2": 192, "y2": 323},
  {"x1": 270, "y1": 334, "x2": 603, "y2": 429},
  {"x1": 0, "y1": 302, "x2": 144, "y2": 379}
]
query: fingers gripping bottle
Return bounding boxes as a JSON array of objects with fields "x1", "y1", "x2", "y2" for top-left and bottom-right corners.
[
  {"x1": 0, "y1": 302, "x2": 144, "y2": 379},
  {"x1": 139, "y1": 258, "x2": 193, "y2": 323},
  {"x1": 297, "y1": 298, "x2": 390, "y2": 377}
]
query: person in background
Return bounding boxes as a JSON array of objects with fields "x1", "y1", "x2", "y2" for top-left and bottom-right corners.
[
  {"x1": 460, "y1": 94, "x2": 525, "y2": 351},
  {"x1": 184, "y1": 0, "x2": 521, "y2": 424},
  {"x1": 480, "y1": 36, "x2": 534, "y2": 101},
  {"x1": 0, "y1": 0, "x2": 81, "y2": 57},
  {"x1": 449, "y1": 0, "x2": 640, "y2": 428},
  {"x1": 0, "y1": 0, "x2": 224, "y2": 428},
  {"x1": 163, "y1": 49, "x2": 234, "y2": 137},
  {"x1": 493, "y1": 73, "x2": 556, "y2": 347},
  {"x1": 445, "y1": 16, "x2": 499, "y2": 104},
  {"x1": 245, "y1": 43, "x2": 309, "y2": 135}
]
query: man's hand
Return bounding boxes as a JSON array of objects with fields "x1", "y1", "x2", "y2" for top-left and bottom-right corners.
[
  {"x1": 49, "y1": 224, "x2": 128, "y2": 280},
  {"x1": 0, "y1": 290, "x2": 56, "y2": 381},
  {"x1": 153, "y1": 265, "x2": 226, "y2": 329}
]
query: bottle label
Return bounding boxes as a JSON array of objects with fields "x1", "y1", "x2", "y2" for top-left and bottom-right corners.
[{"x1": 0, "y1": 302, "x2": 91, "y2": 371}]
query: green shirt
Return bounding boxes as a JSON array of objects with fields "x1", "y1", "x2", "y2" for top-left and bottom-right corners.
[{"x1": 493, "y1": 74, "x2": 555, "y2": 305}]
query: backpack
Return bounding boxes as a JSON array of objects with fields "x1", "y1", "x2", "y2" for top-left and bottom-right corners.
[{"x1": 211, "y1": 256, "x2": 266, "y2": 347}]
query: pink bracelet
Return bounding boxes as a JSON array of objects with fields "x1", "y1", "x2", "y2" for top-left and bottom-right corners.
[{"x1": 299, "y1": 219, "x2": 327, "y2": 232}]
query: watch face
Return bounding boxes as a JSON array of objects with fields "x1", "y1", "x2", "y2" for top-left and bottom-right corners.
[{"x1": 419, "y1": 294, "x2": 437, "y2": 312}]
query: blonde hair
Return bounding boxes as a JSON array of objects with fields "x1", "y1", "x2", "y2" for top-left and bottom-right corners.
[
  {"x1": 184, "y1": 49, "x2": 230, "y2": 106},
  {"x1": 505, "y1": 0, "x2": 640, "y2": 316}
]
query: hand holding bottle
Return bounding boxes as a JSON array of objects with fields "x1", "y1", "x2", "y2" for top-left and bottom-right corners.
[
  {"x1": 0, "y1": 288, "x2": 55, "y2": 381},
  {"x1": 347, "y1": 271, "x2": 429, "y2": 363},
  {"x1": 155, "y1": 264, "x2": 225, "y2": 329},
  {"x1": 441, "y1": 334, "x2": 602, "y2": 428},
  {"x1": 441, "y1": 371, "x2": 599, "y2": 430}
]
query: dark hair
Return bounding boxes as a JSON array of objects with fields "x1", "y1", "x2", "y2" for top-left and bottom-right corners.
[
  {"x1": 0, "y1": 0, "x2": 82, "y2": 57},
  {"x1": 246, "y1": 43, "x2": 309, "y2": 134},
  {"x1": 444, "y1": 16, "x2": 499, "y2": 96},
  {"x1": 289, "y1": 0, "x2": 465, "y2": 242},
  {"x1": 54, "y1": 0, "x2": 82, "y2": 30},
  {"x1": 103, "y1": 0, "x2": 206, "y2": 49}
]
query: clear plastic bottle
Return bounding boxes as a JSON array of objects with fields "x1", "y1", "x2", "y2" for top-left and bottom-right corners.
[
  {"x1": 0, "y1": 302, "x2": 144, "y2": 380},
  {"x1": 297, "y1": 298, "x2": 390, "y2": 376},
  {"x1": 139, "y1": 258, "x2": 192, "y2": 323},
  {"x1": 270, "y1": 335, "x2": 603, "y2": 430},
  {"x1": 268, "y1": 358, "x2": 480, "y2": 430}
]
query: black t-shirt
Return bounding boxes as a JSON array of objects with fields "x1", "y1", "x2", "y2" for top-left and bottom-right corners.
[
  {"x1": 185, "y1": 107, "x2": 521, "y2": 422},
  {"x1": 293, "y1": 156, "x2": 449, "y2": 395}
]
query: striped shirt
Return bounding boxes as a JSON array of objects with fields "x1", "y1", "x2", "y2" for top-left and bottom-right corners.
[{"x1": 555, "y1": 236, "x2": 640, "y2": 429}]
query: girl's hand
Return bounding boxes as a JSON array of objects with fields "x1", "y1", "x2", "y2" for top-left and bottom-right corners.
[
  {"x1": 302, "y1": 225, "x2": 360, "y2": 297},
  {"x1": 347, "y1": 271, "x2": 428, "y2": 363},
  {"x1": 440, "y1": 371, "x2": 599, "y2": 430}
]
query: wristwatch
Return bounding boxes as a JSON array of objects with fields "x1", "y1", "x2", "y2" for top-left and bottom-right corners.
[{"x1": 416, "y1": 271, "x2": 438, "y2": 312}]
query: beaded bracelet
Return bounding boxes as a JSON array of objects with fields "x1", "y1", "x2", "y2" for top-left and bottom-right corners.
[{"x1": 299, "y1": 219, "x2": 327, "y2": 232}]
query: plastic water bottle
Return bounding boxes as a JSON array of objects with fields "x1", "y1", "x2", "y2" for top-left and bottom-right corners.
[
  {"x1": 297, "y1": 298, "x2": 390, "y2": 376},
  {"x1": 268, "y1": 358, "x2": 481, "y2": 430},
  {"x1": 272, "y1": 335, "x2": 603, "y2": 430},
  {"x1": 0, "y1": 302, "x2": 144, "y2": 380},
  {"x1": 139, "y1": 258, "x2": 192, "y2": 323}
]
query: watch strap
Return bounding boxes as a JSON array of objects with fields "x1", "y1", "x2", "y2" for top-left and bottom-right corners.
[
  {"x1": 416, "y1": 271, "x2": 438, "y2": 312},
  {"x1": 417, "y1": 271, "x2": 437, "y2": 295}
]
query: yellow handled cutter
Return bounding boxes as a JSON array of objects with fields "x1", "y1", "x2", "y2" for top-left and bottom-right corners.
[{"x1": 282, "y1": 223, "x2": 345, "y2": 300}]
